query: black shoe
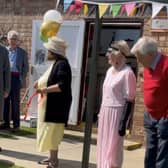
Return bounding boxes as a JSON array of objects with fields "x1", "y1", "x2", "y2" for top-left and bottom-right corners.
[
  {"x1": 12, "y1": 127, "x2": 20, "y2": 133},
  {"x1": 0, "y1": 123, "x2": 10, "y2": 130}
]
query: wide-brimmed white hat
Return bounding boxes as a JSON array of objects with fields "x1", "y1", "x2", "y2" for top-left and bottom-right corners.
[{"x1": 44, "y1": 36, "x2": 67, "y2": 56}]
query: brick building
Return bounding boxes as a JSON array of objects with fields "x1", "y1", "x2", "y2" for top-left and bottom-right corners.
[{"x1": 0, "y1": 1, "x2": 168, "y2": 141}]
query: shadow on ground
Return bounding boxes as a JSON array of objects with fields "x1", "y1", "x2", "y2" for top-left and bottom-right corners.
[
  {"x1": 0, "y1": 159, "x2": 15, "y2": 167},
  {"x1": 0, "y1": 149, "x2": 96, "y2": 168}
]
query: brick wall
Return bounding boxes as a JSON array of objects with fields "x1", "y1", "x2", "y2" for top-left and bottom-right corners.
[
  {"x1": 0, "y1": 15, "x2": 42, "y2": 59},
  {"x1": 0, "y1": 15, "x2": 43, "y2": 115},
  {"x1": 0, "y1": 0, "x2": 55, "y2": 15}
]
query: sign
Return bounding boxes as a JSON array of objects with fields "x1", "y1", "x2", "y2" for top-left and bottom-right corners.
[{"x1": 152, "y1": 19, "x2": 168, "y2": 30}]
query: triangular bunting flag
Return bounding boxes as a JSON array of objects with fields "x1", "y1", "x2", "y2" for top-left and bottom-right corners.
[
  {"x1": 98, "y1": 4, "x2": 109, "y2": 18},
  {"x1": 125, "y1": 3, "x2": 135, "y2": 16},
  {"x1": 130, "y1": 5, "x2": 137, "y2": 16},
  {"x1": 112, "y1": 4, "x2": 121, "y2": 17},
  {"x1": 64, "y1": 0, "x2": 73, "y2": 12},
  {"x1": 166, "y1": 5, "x2": 168, "y2": 16},
  {"x1": 120, "y1": 4, "x2": 126, "y2": 15},
  {"x1": 75, "y1": 0, "x2": 83, "y2": 14},
  {"x1": 83, "y1": 4, "x2": 89, "y2": 16},
  {"x1": 152, "y1": 2, "x2": 165, "y2": 18},
  {"x1": 109, "y1": 5, "x2": 113, "y2": 14},
  {"x1": 69, "y1": 4, "x2": 75, "y2": 13}
]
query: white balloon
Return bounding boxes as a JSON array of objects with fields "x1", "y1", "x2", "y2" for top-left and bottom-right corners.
[{"x1": 43, "y1": 10, "x2": 63, "y2": 23}]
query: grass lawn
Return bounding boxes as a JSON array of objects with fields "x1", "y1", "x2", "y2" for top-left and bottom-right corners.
[
  {"x1": 0, "y1": 126, "x2": 36, "y2": 138},
  {"x1": 0, "y1": 161, "x2": 24, "y2": 168}
]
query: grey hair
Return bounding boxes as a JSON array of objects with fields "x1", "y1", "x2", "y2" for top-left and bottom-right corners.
[
  {"x1": 131, "y1": 36, "x2": 158, "y2": 56},
  {"x1": 7, "y1": 30, "x2": 19, "y2": 40},
  {"x1": 111, "y1": 40, "x2": 130, "y2": 57}
]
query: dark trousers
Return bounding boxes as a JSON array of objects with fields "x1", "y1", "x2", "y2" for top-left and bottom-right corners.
[
  {"x1": 144, "y1": 111, "x2": 168, "y2": 168},
  {"x1": 4, "y1": 75, "x2": 20, "y2": 128}
]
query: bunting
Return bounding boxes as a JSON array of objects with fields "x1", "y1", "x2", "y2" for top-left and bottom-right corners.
[
  {"x1": 98, "y1": 4, "x2": 109, "y2": 18},
  {"x1": 152, "y1": 2, "x2": 165, "y2": 18},
  {"x1": 62, "y1": 1, "x2": 168, "y2": 18},
  {"x1": 120, "y1": 4, "x2": 126, "y2": 15},
  {"x1": 64, "y1": 0, "x2": 73, "y2": 12},
  {"x1": 75, "y1": 0, "x2": 83, "y2": 14},
  {"x1": 112, "y1": 4, "x2": 121, "y2": 17},
  {"x1": 129, "y1": 4, "x2": 137, "y2": 16},
  {"x1": 125, "y1": 3, "x2": 135, "y2": 16},
  {"x1": 83, "y1": 4, "x2": 89, "y2": 15}
]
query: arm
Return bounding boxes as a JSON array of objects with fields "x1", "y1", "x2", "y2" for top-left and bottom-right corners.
[
  {"x1": 22, "y1": 49, "x2": 29, "y2": 78},
  {"x1": 118, "y1": 70, "x2": 137, "y2": 136},
  {"x1": 3, "y1": 48, "x2": 11, "y2": 97},
  {"x1": 36, "y1": 60, "x2": 71, "y2": 94},
  {"x1": 118, "y1": 100, "x2": 133, "y2": 136},
  {"x1": 36, "y1": 84, "x2": 61, "y2": 94}
]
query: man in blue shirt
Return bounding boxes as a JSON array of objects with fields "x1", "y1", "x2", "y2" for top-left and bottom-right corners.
[{"x1": 2, "y1": 30, "x2": 28, "y2": 132}]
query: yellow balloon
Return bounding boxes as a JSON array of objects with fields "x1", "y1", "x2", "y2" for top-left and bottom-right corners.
[{"x1": 40, "y1": 20, "x2": 61, "y2": 39}]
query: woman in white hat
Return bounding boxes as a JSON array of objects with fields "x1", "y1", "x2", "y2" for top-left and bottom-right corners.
[
  {"x1": 97, "y1": 40, "x2": 136, "y2": 168},
  {"x1": 34, "y1": 36, "x2": 72, "y2": 168}
]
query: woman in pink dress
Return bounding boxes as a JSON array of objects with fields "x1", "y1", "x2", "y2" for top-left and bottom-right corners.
[{"x1": 97, "y1": 40, "x2": 136, "y2": 168}]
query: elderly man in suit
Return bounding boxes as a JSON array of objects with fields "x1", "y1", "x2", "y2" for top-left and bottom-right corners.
[
  {"x1": 2, "y1": 30, "x2": 28, "y2": 132},
  {"x1": 0, "y1": 43, "x2": 10, "y2": 150}
]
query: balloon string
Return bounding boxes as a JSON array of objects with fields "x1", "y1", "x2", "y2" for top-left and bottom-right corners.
[{"x1": 23, "y1": 92, "x2": 43, "y2": 121}]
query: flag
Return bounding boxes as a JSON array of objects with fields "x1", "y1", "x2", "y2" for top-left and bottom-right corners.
[
  {"x1": 152, "y1": 2, "x2": 165, "y2": 18},
  {"x1": 125, "y1": 3, "x2": 136, "y2": 16},
  {"x1": 83, "y1": 4, "x2": 89, "y2": 16},
  {"x1": 98, "y1": 4, "x2": 109, "y2": 18},
  {"x1": 64, "y1": 0, "x2": 73, "y2": 12},
  {"x1": 112, "y1": 4, "x2": 121, "y2": 17}
]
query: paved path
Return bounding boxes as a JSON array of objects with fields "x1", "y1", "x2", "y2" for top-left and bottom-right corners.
[{"x1": 0, "y1": 130, "x2": 144, "y2": 168}]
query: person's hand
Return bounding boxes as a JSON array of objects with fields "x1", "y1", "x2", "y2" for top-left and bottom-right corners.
[
  {"x1": 36, "y1": 87, "x2": 47, "y2": 94},
  {"x1": 33, "y1": 81, "x2": 38, "y2": 89},
  {"x1": 3, "y1": 91, "x2": 9, "y2": 98},
  {"x1": 118, "y1": 126, "x2": 126, "y2": 136}
]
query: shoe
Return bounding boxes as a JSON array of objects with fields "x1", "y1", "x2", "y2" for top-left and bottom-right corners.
[
  {"x1": 0, "y1": 123, "x2": 10, "y2": 130},
  {"x1": 0, "y1": 147, "x2": 2, "y2": 152},
  {"x1": 12, "y1": 127, "x2": 20, "y2": 133},
  {"x1": 46, "y1": 160, "x2": 59, "y2": 168},
  {"x1": 38, "y1": 158, "x2": 50, "y2": 165}
]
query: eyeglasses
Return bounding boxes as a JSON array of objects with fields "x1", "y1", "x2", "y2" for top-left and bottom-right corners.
[
  {"x1": 106, "y1": 47, "x2": 119, "y2": 55},
  {"x1": 9, "y1": 38, "x2": 17, "y2": 41},
  {"x1": 107, "y1": 45, "x2": 127, "y2": 57}
]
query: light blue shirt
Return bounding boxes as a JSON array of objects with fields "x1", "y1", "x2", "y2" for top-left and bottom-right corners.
[
  {"x1": 150, "y1": 53, "x2": 161, "y2": 70},
  {"x1": 8, "y1": 47, "x2": 18, "y2": 72}
]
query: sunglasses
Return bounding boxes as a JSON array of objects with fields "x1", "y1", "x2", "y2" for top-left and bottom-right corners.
[
  {"x1": 9, "y1": 38, "x2": 17, "y2": 41},
  {"x1": 107, "y1": 45, "x2": 127, "y2": 57},
  {"x1": 107, "y1": 46, "x2": 119, "y2": 54}
]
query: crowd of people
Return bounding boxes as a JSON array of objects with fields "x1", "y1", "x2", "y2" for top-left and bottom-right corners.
[{"x1": 0, "y1": 31, "x2": 168, "y2": 168}]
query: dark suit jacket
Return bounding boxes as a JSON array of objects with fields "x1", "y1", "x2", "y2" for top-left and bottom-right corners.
[
  {"x1": 44, "y1": 58, "x2": 72, "y2": 126},
  {"x1": 0, "y1": 44, "x2": 10, "y2": 120}
]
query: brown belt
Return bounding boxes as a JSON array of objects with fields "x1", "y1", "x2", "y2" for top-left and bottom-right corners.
[{"x1": 11, "y1": 72, "x2": 20, "y2": 76}]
